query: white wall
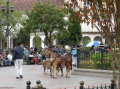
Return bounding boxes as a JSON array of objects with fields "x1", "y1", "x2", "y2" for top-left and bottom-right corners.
[{"x1": 30, "y1": 32, "x2": 45, "y2": 48}]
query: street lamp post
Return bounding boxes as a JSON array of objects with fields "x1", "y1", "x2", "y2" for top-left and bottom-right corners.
[{"x1": 1, "y1": 1, "x2": 14, "y2": 50}]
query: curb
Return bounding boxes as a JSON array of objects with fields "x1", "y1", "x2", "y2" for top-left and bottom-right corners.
[{"x1": 71, "y1": 68, "x2": 116, "y2": 78}]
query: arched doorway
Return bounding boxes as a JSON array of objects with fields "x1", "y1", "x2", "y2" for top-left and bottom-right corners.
[
  {"x1": 94, "y1": 36, "x2": 102, "y2": 42},
  {"x1": 82, "y1": 36, "x2": 91, "y2": 46},
  {"x1": 33, "y1": 36, "x2": 41, "y2": 51}
]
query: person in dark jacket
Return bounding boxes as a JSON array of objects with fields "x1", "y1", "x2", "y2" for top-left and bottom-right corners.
[{"x1": 13, "y1": 42, "x2": 24, "y2": 79}]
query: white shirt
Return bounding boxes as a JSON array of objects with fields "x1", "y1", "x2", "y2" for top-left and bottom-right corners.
[
  {"x1": 29, "y1": 54, "x2": 34, "y2": 57},
  {"x1": 7, "y1": 54, "x2": 13, "y2": 61}
]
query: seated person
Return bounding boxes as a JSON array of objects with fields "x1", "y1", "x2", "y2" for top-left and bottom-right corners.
[
  {"x1": 0, "y1": 54, "x2": 4, "y2": 67},
  {"x1": 32, "y1": 56, "x2": 38, "y2": 64},
  {"x1": 7, "y1": 51, "x2": 13, "y2": 66},
  {"x1": 37, "y1": 52, "x2": 42, "y2": 63},
  {"x1": 28, "y1": 53, "x2": 34, "y2": 64},
  {"x1": 1, "y1": 52, "x2": 10, "y2": 66}
]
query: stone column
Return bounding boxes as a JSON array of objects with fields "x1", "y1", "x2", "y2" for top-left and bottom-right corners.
[
  {"x1": 40, "y1": 36, "x2": 45, "y2": 48},
  {"x1": 10, "y1": 37, "x2": 13, "y2": 49},
  {"x1": 30, "y1": 35, "x2": 34, "y2": 48},
  {"x1": 90, "y1": 37, "x2": 94, "y2": 42}
]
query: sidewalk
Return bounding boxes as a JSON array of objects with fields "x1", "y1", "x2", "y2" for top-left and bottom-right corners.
[{"x1": 0, "y1": 65, "x2": 112, "y2": 89}]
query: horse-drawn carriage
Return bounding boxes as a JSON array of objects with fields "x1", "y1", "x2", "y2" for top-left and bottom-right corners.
[{"x1": 40, "y1": 47, "x2": 72, "y2": 79}]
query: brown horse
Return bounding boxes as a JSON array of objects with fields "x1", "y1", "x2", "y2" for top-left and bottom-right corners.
[
  {"x1": 41, "y1": 48, "x2": 63, "y2": 76},
  {"x1": 40, "y1": 58, "x2": 51, "y2": 74},
  {"x1": 51, "y1": 52, "x2": 72, "y2": 78},
  {"x1": 42, "y1": 48, "x2": 72, "y2": 78}
]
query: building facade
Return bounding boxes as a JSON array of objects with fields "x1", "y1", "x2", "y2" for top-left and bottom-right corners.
[{"x1": 0, "y1": 0, "x2": 105, "y2": 49}]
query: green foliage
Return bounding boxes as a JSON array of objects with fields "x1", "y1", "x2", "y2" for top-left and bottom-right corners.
[
  {"x1": 0, "y1": 0, "x2": 22, "y2": 48},
  {"x1": 80, "y1": 47, "x2": 91, "y2": 51},
  {"x1": 68, "y1": 21, "x2": 82, "y2": 45},
  {"x1": 26, "y1": 3, "x2": 66, "y2": 46},
  {"x1": 57, "y1": 21, "x2": 82, "y2": 46},
  {"x1": 56, "y1": 30, "x2": 70, "y2": 45},
  {"x1": 33, "y1": 36, "x2": 41, "y2": 50},
  {"x1": 57, "y1": 4, "x2": 82, "y2": 46},
  {"x1": 0, "y1": 0, "x2": 7, "y2": 38},
  {"x1": 16, "y1": 28, "x2": 30, "y2": 45},
  {"x1": 79, "y1": 52, "x2": 112, "y2": 70},
  {"x1": 82, "y1": 37, "x2": 91, "y2": 46},
  {"x1": 0, "y1": 0, "x2": 22, "y2": 38}
]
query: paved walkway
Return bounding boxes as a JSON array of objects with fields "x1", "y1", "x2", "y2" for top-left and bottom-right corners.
[{"x1": 0, "y1": 65, "x2": 112, "y2": 89}]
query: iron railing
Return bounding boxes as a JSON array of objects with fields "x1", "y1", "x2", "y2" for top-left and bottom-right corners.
[
  {"x1": 77, "y1": 47, "x2": 111, "y2": 70},
  {"x1": 26, "y1": 80, "x2": 116, "y2": 89}
]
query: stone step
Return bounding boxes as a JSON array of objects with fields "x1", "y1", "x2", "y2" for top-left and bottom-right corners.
[{"x1": 71, "y1": 68, "x2": 119, "y2": 78}]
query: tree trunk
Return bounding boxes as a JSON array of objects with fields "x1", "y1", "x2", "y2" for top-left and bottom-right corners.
[
  {"x1": 44, "y1": 31, "x2": 53, "y2": 47},
  {"x1": 49, "y1": 32, "x2": 53, "y2": 47}
]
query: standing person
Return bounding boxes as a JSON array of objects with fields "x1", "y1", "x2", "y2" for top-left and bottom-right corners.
[
  {"x1": 71, "y1": 45, "x2": 77, "y2": 66},
  {"x1": 91, "y1": 45, "x2": 95, "y2": 53},
  {"x1": 13, "y1": 42, "x2": 24, "y2": 79}
]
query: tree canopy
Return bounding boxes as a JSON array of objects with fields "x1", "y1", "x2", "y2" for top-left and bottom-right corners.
[
  {"x1": 65, "y1": 0, "x2": 120, "y2": 87},
  {"x1": 57, "y1": 2, "x2": 82, "y2": 46},
  {"x1": 16, "y1": 27, "x2": 30, "y2": 45},
  {"x1": 57, "y1": 20, "x2": 82, "y2": 46},
  {"x1": 0, "y1": 0, "x2": 22, "y2": 37},
  {"x1": 26, "y1": 3, "x2": 66, "y2": 47},
  {"x1": 0, "y1": 0, "x2": 22, "y2": 49}
]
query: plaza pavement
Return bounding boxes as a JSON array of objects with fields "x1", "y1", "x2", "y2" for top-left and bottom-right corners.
[{"x1": 0, "y1": 65, "x2": 112, "y2": 89}]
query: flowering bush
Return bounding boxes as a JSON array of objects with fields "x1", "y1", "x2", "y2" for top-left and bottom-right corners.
[{"x1": 79, "y1": 53, "x2": 112, "y2": 70}]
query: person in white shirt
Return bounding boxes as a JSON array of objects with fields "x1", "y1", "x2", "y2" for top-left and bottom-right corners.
[{"x1": 7, "y1": 51, "x2": 13, "y2": 66}]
